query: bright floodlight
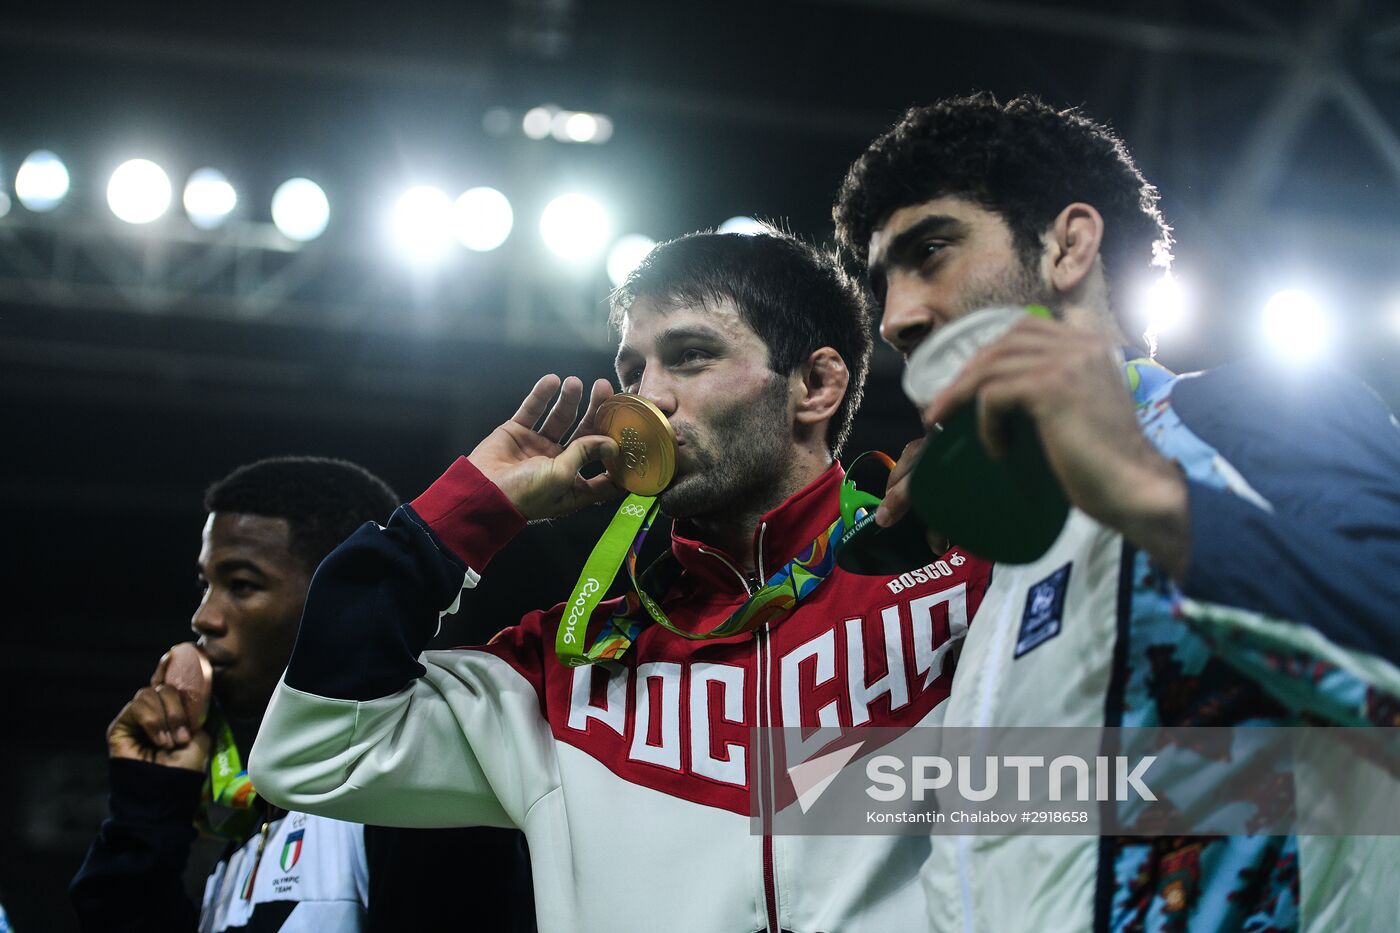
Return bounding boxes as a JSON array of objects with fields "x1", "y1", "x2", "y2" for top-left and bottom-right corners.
[
  {"x1": 523, "y1": 107, "x2": 554, "y2": 140},
  {"x1": 560, "y1": 112, "x2": 599, "y2": 143},
  {"x1": 607, "y1": 234, "x2": 657, "y2": 287},
  {"x1": 1262, "y1": 289, "x2": 1331, "y2": 361},
  {"x1": 718, "y1": 215, "x2": 766, "y2": 235},
  {"x1": 107, "y1": 159, "x2": 173, "y2": 224},
  {"x1": 390, "y1": 185, "x2": 454, "y2": 264},
  {"x1": 1386, "y1": 292, "x2": 1400, "y2": 338},
  {"x1": 183, "y1": 168, "x2": 237, "y2": 229},
  {"x1": 547, "y1": 110, "x2": 613, "y2": 144},
  {"x1": 15, "y1": 150, "x2": 70, "y2": 212},
  {"x1": 540, "y1": 193, "x2": 610, "y2": 261},
  {"x1": 0, "y1": 191, "x2": 10, "y2": 218},
  {"x1": 453, "y1": 187, "x2": 513, "y2": 252},
  {"x1": 1141, "y1": 273, "x2": 1186, "y2": 344},
  {"x1": 271, "y1": 178, "x2": 330, "y2": 242}
]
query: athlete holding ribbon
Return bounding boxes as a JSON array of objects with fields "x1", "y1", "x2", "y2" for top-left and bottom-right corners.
[{"x1": 250, "y1": 230, "x2": 994, "y2": 933}]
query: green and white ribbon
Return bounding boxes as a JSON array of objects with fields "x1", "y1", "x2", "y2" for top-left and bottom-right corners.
[
  {"x1": 555, "y1": 494, "x2": 662, "y2": 667},
  {"x1": 194, "y1": 708, "x2": 261, "y2": 839},
  {"x1": 557, "y1": 470, "x2": 884, "y2": 667}
]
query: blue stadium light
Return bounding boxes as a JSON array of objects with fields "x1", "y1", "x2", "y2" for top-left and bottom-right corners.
[
  {"x1": 522, "y1": 106, "x2": 555, "y2": 141},
  {"x1": 550, "y1": 111, "x2": 614, "y2": 144},
  {"x1": 183, "y1": 168, "x2": 238, "y2": 230},
  {"x1": 15, "y1": 150, "x2": 70, "y2": 212},
  {"x1": 390, "y1": 185, "x2": 454, "y2": 265},
  {"x1": 1139, "y1": 272, "x2": 1188, "y2": 347},
  {"x1": 107, "y1": 159, "x2": 173, "y2": 225},
  {"x1": 453, "y1": 187, "x2": 514, "y2": 252},
  {"x1": 1262, "y1": 288, "x2": 1332, "y2": 362},
  {"x1": 540, "y1": 193, "x2": 610, "y2": 261},
  {"x1": 271, "y1": 178, "x2": 330, "y2": 243},
  {"x1": 718, "y1": 215, "x2": 766, "y2": 235},
  {"x1": 607, "y1": 234, "x2": 657, "y2": 287}
]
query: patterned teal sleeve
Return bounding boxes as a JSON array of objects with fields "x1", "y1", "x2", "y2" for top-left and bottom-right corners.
[{"x1": 1178, "y1": 597, "x2": 1400, "y2": 726}]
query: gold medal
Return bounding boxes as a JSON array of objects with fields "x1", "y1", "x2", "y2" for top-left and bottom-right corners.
[{"x1": 594, "y1": 394, "x2": 676, "y2": 496}]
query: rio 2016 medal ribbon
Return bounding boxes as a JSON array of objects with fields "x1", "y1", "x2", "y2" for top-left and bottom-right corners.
[
  {"x1": 555, "y1": 416, "x2": 899, "y2": 666},
  {"x1": 593, "y1": 394, "x2": 676, "y2": 496}
]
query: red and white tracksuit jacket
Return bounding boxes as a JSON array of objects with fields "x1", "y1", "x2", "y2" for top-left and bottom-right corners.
[{"x1": 250, "y1": 459, "x2": 990, "y2": 932}]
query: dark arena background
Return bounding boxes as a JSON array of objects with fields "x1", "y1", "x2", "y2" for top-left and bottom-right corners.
[{"x1": 3, "y1": 1, "x2": 1399, "y2": 928}]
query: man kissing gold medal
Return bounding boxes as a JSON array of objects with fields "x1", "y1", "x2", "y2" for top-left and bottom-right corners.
[{"x1": 251, "y1": 230, "x2": 995, "y2": 933}]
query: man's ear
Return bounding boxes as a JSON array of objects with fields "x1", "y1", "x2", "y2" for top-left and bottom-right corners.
[
  {"x1": 1044, "y1": 203, "x2": 1104, "y2": 295},
  {"x1": 793, "y1": 347, "x2": 849, "y2": 429}
]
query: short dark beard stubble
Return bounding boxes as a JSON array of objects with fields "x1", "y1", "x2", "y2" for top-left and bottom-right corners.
[{"x1": 657, "y1": 374, "x2": 793, "y2": 522}]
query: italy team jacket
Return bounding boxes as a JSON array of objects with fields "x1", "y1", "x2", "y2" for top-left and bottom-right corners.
[
  {"x1": 250, "y1": 462, "x2": 993, "y2": 933},
  {"x1": 69, "y1": 745, "x2": 531, "y2": 931},
  {"x1": 70, "y1": 758, "x2": 368, "y2": 933}
]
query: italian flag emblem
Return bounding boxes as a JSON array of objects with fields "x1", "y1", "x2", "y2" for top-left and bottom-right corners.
[{"x1": 280, "y1": 829, "x2": 305, "y2": 872}]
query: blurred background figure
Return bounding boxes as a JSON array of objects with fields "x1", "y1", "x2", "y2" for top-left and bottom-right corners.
[{"x1": 67, "y1": 458, "x2": 533, "y2": 932}]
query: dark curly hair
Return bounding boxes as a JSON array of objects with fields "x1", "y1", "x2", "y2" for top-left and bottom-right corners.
[
  {"x1": 834, "y1": 93, "x2": 1172, "y2": 312},
  {"x1": 204, "y1": 457, "x2": 398, "y2": 571},
  {"x1": 609, "y1": 230, "x2": 872, "y2": 457}
]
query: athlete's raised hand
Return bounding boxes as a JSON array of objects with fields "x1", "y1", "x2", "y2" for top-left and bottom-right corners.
[
  {"x1": 874, "y1": 437, "x2": 923, "y2": 529},
  {"x1": 468, "y1": 374, "x2": 624, "y2": 520},
  {"x1": 107, "y1": 644, "x2": 214, "y2": 772},
  {"x1": 920, "y1": 316, "x2": 1189, "y2": 576}
]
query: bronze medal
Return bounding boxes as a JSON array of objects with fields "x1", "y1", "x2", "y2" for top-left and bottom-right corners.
[{"x1": 594, "y1": 394, "x2": 676, "y2": 496}]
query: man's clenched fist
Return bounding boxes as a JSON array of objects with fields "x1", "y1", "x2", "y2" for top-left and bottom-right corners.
[{"x1": 107, "y1": 643, "x2": 214, "y2": 772}]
